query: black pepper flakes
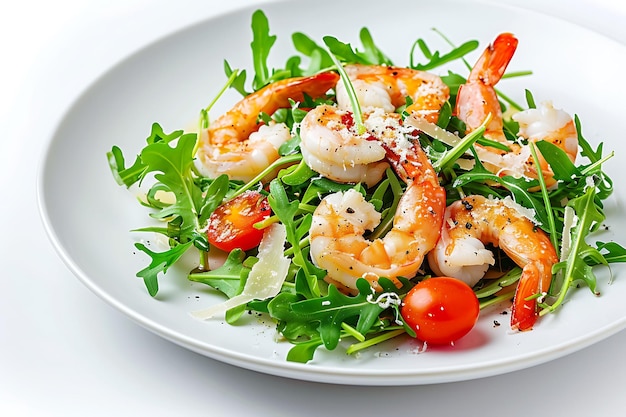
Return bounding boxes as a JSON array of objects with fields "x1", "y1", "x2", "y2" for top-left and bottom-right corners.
[{"x1": 462, "y1": 200, "x2": 473, "y2": 211}]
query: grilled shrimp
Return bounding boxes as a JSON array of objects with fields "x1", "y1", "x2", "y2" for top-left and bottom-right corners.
[
  {"x1": 309, "y1": 112, "x2": 446, "y2": 292},
  {"x1": 196, "y1": 71, "x2": 339, "y2": 182},
  {"x1": 336, "y1": 64, "x2": 450, "y2": 122},
  {"x1": 427, "y1": 194, "x2": 558, "y2": 331},
  {"x1": 299, "y1": 64, "x2": 449, "y2": 186},
  {"x1": 456, "y1": 33, "x2": 577, "y2": 187},
  {"x1": 299, "y1": 105, "x2": 392, "y2": 187}
]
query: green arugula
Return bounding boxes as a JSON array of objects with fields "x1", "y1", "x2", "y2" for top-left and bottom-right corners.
[
  {"x1": 108, "y1": 124, "x2": 230, "y2": 296},
  {"x1": 323, "y1": 28, "x2": 392, "y2": 66},
  {"x1": 268, "y1": 178, "x2": 325, "y2": 298},
  {"x1": 134, "y1": 241, "x2": 194, "y2": 297},
  {"x1": 268, "y1": 277, "x2": 411, "y2": 362},
  {"x1": 546, "y1": 184, "x2": 610, "y2": 314},
  {"x1": 411, "y1": 38, "x2": 479, "y2": 71},
  {"x1": 291, "y1": 32, "x2": 335, "y2": 76},
  {"x1": 250, "y1": 9, "x2": 276, "y2": 90},
  {"x1": 188, "y1": 249, "x2": 249, "y2": 298}
]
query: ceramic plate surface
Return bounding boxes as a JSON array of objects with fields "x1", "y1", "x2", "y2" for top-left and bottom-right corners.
[{"x1": 38, "y1": 0, "x2": 626, "y2": 385}]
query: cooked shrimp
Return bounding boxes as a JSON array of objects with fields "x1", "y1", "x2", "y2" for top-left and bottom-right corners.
[
  {"x1": 427, "y1": 194, "x2": 558, "y2": 331},
  {"x1": 336, "y1": 64, "x2": 449, "y2": 122},
  {"x1": 196, "y1": 71, "x2": 339, "y2": 182},
  {"x1": 456, "y1": 33, "x2": 577, "y2": 187},
  {"x1": 300, "y1": 64, "x2": 448, "y2": 186},
  {"x1": 197, "y1": 123, "x2": 291, "y2": 182},
  {"x1": 309, "y1": 115, "x2": 446, "y2": 292},
  {"x1": 299, "y1": 105, "x2": 391, "y2": 187}
]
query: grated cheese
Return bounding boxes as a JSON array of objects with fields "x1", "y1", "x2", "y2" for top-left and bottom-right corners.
[{"x1": 191, "y1": 223, "x2": 290, "y2": 320}]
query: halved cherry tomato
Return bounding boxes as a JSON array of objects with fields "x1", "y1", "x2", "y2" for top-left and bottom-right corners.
[
  {"x1": 206, "y1": 190, "x2": 271, "y2": 252},
  {"x1": 400, "y1": 277, "x2": 480, "y2": 345}
]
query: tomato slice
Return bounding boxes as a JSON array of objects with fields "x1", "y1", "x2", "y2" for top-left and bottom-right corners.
[
  {"x1": 206, "y1": 191, "x2": 271, "y2": 252},
  {"x1": 400, "y1": 277, "x2": 480, "y2": 345}
]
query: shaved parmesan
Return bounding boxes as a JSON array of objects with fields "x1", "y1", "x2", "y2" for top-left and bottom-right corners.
[
  {"x1": 559, "y1": 205, "x2": 577, "y2": 263},
  {"x1": 191, "y1": 222, "x2": 290, "y2": 320},
  {"x1": 405, "y1": 114, "x2": 463, "y2": 147}
]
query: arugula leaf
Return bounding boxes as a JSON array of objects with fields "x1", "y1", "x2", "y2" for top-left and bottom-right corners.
[
  {"x1": 270, "y1": 279, "x2": 386, "y2": 352},
  {"x1": 535, "y1": 140, "x2": 579, "y2": 181},
  {"x1": 411, "y1": 39, "x2": 479, "y2": 71},
  {"x1": 548, "y1": 186, "x2": 607, "y2": 313},
  {"x1": 285, "y1": 338, "x2": 325, "y2": 363},
  {"x1": 139, "y1": 133, "x2": 201, "y2": 236},
  {"x1": 272, "y1": 277, "x2": 413, "y2": 363},
  {"x1": 474, "y1": 267, "x2": 522, "y2": 299},
  {"x1": 525, "y1": 89, "x2": 537, "y2": 109},
  {"x1": 188, "y1": 249, "x2": 249, "y2": 298},
  {"x1": 370, "y1": 168, "x2": 403, "y2": 240},
  {"x1": 322, "y1": 35, "x2": 372, "y2": 65},
  {"x1": 269, "y1": 293, "x2": 320, "y2": 340},
  {"x1": 145, "y1": 122, "x2": 185, "y2": 145},
  {"x1": 299, "y1": 177, "x2": 360, "y2": 206},
  {"x1": 223, "y1": 60, "x2": 249, "y2": 96},
  {"x1": 268, "y1": 179, "x2": 324, "y2": 298},
  {"x1": 107, "y1": 123, "x2": 185, "y2": 187},
  {"x1": 596, "y1": 241, "x2": 626, "y2": 264},
  {"x1": 357, "y1": 27, "x2": 393, "y2": 66},
  {"x1": 135, "y1": 241, "x2": 193, "y2": 297},
  {"x1": 291, "y1": 32, "x2": 334, "y2": 76},
  {"x1": 324, "y1": 43, "x2": 366, "y2": 134},
  {"x1": 279, "y1": 159, "x2": 316, "y2": 186},
  {"x1": 197, "y1": 174, "x2": 230, "y2": 226},
  {"x1": 250, "y1": 9, "x2": 276, "y2": 90},
  {"x1": 576, "y1": 114, "x2": 603, "y2": 162},
  {"x1": 107, "y1": 146, "x2": 146, "y2": 187}
]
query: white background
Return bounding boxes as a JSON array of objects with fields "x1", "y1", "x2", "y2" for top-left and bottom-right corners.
[{"x1": 3, "y1": 0, "x2": 626, "y2": 415}]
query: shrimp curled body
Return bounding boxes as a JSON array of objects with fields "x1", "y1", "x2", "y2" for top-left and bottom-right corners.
[
  {"x1": 336, "y1": 64, "x2": 450, "y2": 122},
  {"x1": 196, "y1": 71, "x2": 339, "y2": 182},
  {"x1": 300, "y1": 105, "x2": 394, "y2": 187},
  {"x1": 309, "y1": 113, "x2": 446, "y2": 292},
  {"x1": 456, "y1": 33, "x2": 577, "y2": 186},
  {"x1": 427, "y1": 194, "x2": 558, "y2": 331},
  {"x1": 300, "y1": 65, "x2": 450, "y2": 187}
]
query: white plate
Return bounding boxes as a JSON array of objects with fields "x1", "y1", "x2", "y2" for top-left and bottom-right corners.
[{"x1": 38, "y1": 0, "x2": 626, "y2": 385}]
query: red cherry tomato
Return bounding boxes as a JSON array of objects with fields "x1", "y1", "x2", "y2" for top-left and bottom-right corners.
[
  {"x1": 206, "y1": 191, "x2": 271, "y2": 252},
  {"x1": 401, "y1": 277, "x2": 480, "y2": 345}
]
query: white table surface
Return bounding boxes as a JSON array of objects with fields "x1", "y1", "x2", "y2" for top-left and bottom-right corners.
[{"x1": 3, "y1": 0, "x2": 626, "y2": 415}]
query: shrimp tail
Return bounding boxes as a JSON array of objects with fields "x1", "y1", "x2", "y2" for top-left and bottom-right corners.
[
  {"x1": 456, "y1": 33, "x2": 518, "y2": 136},
  {"x1": 511, "y1": 262, "x2": 552, "y2": 331},
  {"x1": 511, "y1": 264, "x2": 540, "y2": 331},
  {"x1": 468, "y1": 32, "x2": 518, "y2": 86}
]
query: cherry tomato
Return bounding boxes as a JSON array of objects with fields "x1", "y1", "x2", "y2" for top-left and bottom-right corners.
[
  {"x1": 206, "y1": 190, "x2": 271, "y2": 252},
  {"x1": 400, "y1": 277, "x2": 480, "y2": 345}
]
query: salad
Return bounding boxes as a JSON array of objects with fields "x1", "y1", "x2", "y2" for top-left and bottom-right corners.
[{"x1": 107, "y1": 10, "x2": 625, "y2": 363}]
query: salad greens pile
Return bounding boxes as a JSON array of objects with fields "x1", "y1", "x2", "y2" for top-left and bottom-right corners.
[{"x1": 107, "y1": 9, "x2": 625, "y2": 363}]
